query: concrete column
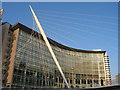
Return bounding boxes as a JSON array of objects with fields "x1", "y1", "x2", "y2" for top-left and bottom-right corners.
[
  {"x1": 92, "y1": 79, "x2": 94, "y2": 87},
  {"x1": 86, "y1": 79, "x2": 88, "y2": 88},
  {"x1": 99, "y1": 79, "x2": 101, "y2": 87},
  {"x1": 80, "y1": 79, "x2": 82, "y2": 88}
]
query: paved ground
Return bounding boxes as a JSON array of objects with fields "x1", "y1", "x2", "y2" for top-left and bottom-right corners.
[{"x1": 1, "y1": 85, "x2": 120, "y2": 90}]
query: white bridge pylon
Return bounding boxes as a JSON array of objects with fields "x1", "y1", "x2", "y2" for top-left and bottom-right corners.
[{"x1": 29, "y1": 5, "x2": 70, "y2": 88}]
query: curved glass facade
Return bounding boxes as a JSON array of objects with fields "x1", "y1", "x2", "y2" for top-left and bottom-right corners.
[{"x1": 5, "y1": 23, "x2": 111, "y2": 88}]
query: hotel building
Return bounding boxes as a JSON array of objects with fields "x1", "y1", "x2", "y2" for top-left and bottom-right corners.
[{"x1": 2, "y1": 22, "x2": 111, "y2": 88}]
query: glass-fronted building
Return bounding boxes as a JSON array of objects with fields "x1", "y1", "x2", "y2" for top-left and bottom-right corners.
[{"x1": 2, "y1": 22, "x2": 111, "y2": 88}]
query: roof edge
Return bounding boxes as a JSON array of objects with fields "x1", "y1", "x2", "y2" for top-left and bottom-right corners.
[{"x1": 10, "y1": 22, "x2": 106, "y2": 53}]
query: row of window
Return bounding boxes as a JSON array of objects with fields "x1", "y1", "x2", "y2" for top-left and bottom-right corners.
[{"x1": 13, "y1": 74, "x2": 102, "y2": 87}]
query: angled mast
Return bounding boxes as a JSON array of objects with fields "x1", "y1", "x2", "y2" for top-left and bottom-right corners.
[{"x1": 29, "y1": 5, "x2": 70, "y2": 88}]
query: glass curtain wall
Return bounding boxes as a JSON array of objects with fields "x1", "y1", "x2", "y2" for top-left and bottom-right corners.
[{"x1": 12, "y1": 30, "x2": 105, "y2": 88}]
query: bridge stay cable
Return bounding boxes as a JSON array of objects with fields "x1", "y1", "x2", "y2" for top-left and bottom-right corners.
[
  {"x1": 36, "y1": 13, "x2": 117, "y2": 25},
  {"x1": 36, "y1": 9, "x2": 118, "y2": 19},
  {"x1": 39, "y1": 16, "x2": 117, "y2": 32},
  {"x1": 40, "y1": 19, "x2": 117, "y2": 41}
]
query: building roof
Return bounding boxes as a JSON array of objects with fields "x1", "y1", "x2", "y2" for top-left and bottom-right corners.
[
  {"x1": 10, "y1": 22, "x2": 106, "y2": 53},
  {"x1": 2, "y1": 22, "x2": 9, "y2": 25}
]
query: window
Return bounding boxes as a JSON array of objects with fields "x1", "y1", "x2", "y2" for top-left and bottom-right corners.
[
  {"x1": 94, "y1": 80, "x2": 98, "y2": 84},
  {"x1": 70, "y1": 79, "x2": 72, "y2": 84},
  {"x1": 59, "y1": 78, "x2": 63, "y2": 83},
  {"x1": 76, "y1": 79, "x2": 80, "y2": 84},
  {"x1": 101, "y1": 79, "x2": 104, "y2": 86},
  {"x1": 82, "y1": 79, "x2": 86, "y2": 84},
  {"x1": 87, "y1": 80, "x2": 90, "y2": 84},
  {"x1": 55, "y1": 78, "x2": 58, "y2": 82}
]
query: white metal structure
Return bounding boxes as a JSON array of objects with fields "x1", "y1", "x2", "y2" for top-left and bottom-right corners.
[
  {"x1": 0, "y1": 9, "x2": 4, "y2": 21},
  {"x1": 0, "y1": 9, "x2": 4, "y2": 15},
  {"x1": 29, "y1": 5, "x2": 70, "y2": 88}
]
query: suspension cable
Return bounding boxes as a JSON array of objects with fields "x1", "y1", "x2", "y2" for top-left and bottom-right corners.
[{"x1": 40, "y1": 19, "x2": 117, "y2": 41}]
